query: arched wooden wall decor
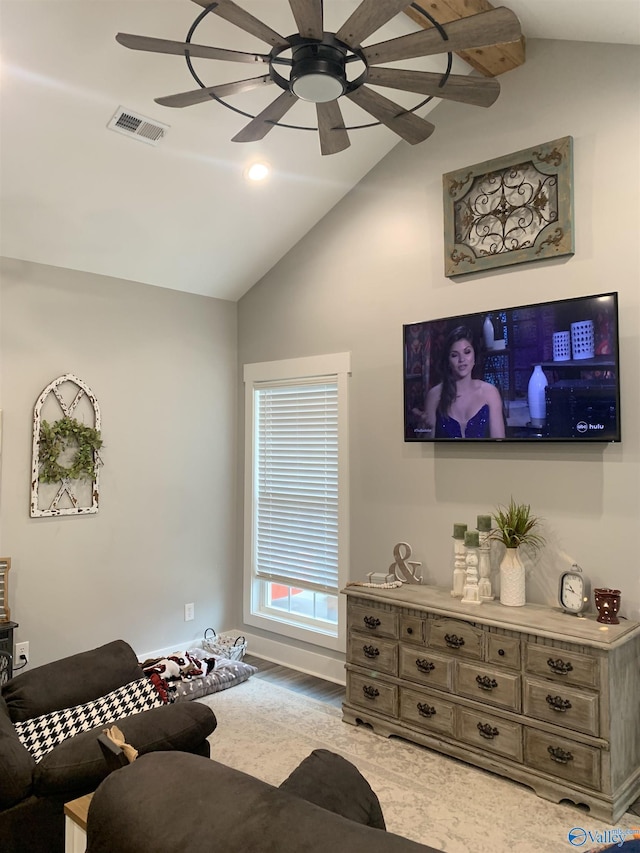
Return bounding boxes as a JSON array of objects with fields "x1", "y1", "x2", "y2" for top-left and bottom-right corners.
[{"x1": 30, "y1": 374, "x2": 102, "y2": 518}]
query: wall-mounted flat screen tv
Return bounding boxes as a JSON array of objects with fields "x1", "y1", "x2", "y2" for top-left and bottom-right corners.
[{"x1": 403, "y1": 292, "x2": 620, "y2": 442}]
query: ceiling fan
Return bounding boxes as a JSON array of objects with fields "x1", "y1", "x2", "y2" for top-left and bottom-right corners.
[{"x1": 116, "y1": 0, "x2": 522, "y2": 156}]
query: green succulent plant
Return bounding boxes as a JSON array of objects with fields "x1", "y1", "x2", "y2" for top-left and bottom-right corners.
[{"x1": 490, "y1": 498, "x2": 545, "y2": 552}]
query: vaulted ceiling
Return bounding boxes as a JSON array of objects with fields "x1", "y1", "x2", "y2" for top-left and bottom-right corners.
[{"x1": 1, "y1": 1, "x2": 638, "y2": 300}]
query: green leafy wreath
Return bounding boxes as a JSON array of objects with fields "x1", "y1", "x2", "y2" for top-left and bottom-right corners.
[{"x1": 38, "y1": 417, "x2": 103, "y2": 484}]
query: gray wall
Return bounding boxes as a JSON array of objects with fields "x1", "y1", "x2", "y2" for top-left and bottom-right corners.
[
  {"x1": 1, "y1": 38, "x2": 637, "y2": 672},
  {"x1": 0, "y1": 258, "x2": 238, "y2": 666},
  {"x1": 238, "y1": 38, "x2": 640, "y2": 651}
]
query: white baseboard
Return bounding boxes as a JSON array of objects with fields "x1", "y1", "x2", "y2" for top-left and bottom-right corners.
[
  {"x1": 137, "y1": 631, "x2": 346, "y2": 686},
  {"x1": 239, "y1": 630, "x2": 346, "y2": 685},
  {"x1": 137, "y1": 641, "x2": 206, "y2": 662}
]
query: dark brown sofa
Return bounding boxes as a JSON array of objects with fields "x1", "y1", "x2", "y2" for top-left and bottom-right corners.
[
  {"x1": 86, "y1": 749, "x2": 443, "y2": 853},
  {"x1": 0, "y1": 639, "x2": 216, "y2": 853}
]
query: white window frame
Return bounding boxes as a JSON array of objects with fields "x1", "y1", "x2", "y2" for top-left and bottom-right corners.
[{"x1": 243, "y1": 353, "x2": 350, "y2": 652}]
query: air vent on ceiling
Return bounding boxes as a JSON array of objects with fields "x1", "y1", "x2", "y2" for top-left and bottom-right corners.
[{"x1": 107, "y1": 106, "x2": 169, "y2": 146}]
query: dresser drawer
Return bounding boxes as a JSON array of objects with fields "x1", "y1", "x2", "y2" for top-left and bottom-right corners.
[
  {"x1": 456, "y1": 662, "x2": 520, "y2": 712},
  {"x1": 523, "y1": 677, "x2": 599, "y2": 737},
  {"x1": 487, "y1": 634, "x2": 521, "y2": 670},
  {"x1": 399, "y1": 645, "x2": 452, "y2": 691},
  {"x1": 348, "y1": 635, "x2": 397, "y2": 675},
  {"x1": 400, "y1": 614, "x2": 425, "y2": 645},
  {"x1": 524, "y1": 727, "x2": 600, "y2": 790},
  {"x1": 350, "y1": 604, "x2": 398, "y2": 639},
  {"x1": 429, "y1": 619, "x2": 483, "y2": 660},
  {"x1": 400, "y1": 687, "x2": 455, "y2": 737},
  {"x1": 457, "y1": 707, "x2": 523, "y2": 761},
  {"x1": 525, "y1": 642, "x2": 599, "y2": 689},
  {"x1": 348, "y1": 673, "x2": 397, "y2": 717}
]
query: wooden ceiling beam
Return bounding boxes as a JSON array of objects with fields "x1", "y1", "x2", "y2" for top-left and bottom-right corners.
[{"x1": 404, "y1": 0, "x2": 526, "y2": 77}]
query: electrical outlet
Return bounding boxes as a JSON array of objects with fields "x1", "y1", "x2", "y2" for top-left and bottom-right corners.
[
  {"x1": 184, "y1": 603, "x2": 195, "y2": 622},
  {"x1": 16, "y1": 641, "x2": 29, "y2": 663}
]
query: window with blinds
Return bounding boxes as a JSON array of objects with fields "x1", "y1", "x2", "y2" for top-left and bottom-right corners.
[
  {"x1": 243, "y1": 353, "x2": 350, "y2": 650},
  {"x1": 255, "y1": 380, "x2": 338, "y2": 595}
]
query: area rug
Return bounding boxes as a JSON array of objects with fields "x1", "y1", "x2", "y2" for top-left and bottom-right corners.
[{"x1": 198, "y1": 679, "x2": 640, "y2": 853}]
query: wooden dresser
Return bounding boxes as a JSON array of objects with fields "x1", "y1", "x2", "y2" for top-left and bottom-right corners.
[{"x1": 342, "y1": 585, "x2": 640, "y2": 823}]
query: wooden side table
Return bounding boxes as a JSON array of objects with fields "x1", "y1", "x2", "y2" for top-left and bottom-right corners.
[{"x1": 64, "y1": 793, "x2": 93, "y2": 853}]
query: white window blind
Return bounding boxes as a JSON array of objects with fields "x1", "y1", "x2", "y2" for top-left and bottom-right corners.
[{"x1": 254, "y1": 379, "x2": 338, "y2": 594}]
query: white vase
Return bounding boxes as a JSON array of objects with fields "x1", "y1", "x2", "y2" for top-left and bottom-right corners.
[
  {"x1": 483, "y1": 315, "x2": 495, "y2": 349},
  {"x1": 500, "y1": 548, "x2": 526, "y2": 606},
  {"x1": 527, "y1": 364, "x2": 548, "y2": 429}
]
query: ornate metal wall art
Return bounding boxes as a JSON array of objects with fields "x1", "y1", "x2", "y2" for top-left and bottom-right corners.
[{"x1": 443, "y1": 136, "x2": 574, "y2": 277}]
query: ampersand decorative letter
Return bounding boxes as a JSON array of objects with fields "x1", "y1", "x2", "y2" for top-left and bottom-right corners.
[{"x1": 390, "y1": 542, "x2": 423, "y2": 584}]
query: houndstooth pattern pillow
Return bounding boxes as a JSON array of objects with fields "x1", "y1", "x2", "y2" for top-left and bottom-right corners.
[{"x1": 14, "y1": 677, "x2": 164, "y2": 763}]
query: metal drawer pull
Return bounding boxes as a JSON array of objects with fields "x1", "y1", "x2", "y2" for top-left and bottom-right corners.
[
  {"x1": 415, "y1": 659, "x2": 435, "y2": 674},
  {"x1": 417, "y1": 702, "x2": 436, "y2": 717},
  {"x1": 547, "y1": 657, "x2": 574, "y2": 675},
  {"x1": 477, "y1": 722, "x2": 499, "y2": 739},
  {"x1": 406, "y1": 627, "x2": 413, "y2": 635},
  {"x1": 363, "y1": 644, "x2": 380, "y2": 659},
  {"x1": 548, "y1": 746, "x2": 573, "y2": 764},
  {"x1": 363, "y1": 616, "x2": 381, "y2": 629},
  {"x1": 546, "y1": 694, "x2": 572, "y2": 712},
  {"x1": 362, "y1": 685, "x2": 379, "y2": 699},
  {"x1": 445, "y1": 633, "x2": 465, "y2": 649},
  {"x1": 476, "y1": 675, "x2": 498, "y2": 691}
]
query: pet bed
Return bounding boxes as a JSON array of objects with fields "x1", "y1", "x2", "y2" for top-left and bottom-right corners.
[
  {"x1": 176, "y1": 649, "x2": 256, "y2": 701},
  {"x1": 141, "y1": 649, "x2": 256, "y2": 703}
]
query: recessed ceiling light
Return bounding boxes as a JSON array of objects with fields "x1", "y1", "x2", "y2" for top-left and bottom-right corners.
[{"x1": 245, "y1": 162, "x2": 270, "y2": 182}]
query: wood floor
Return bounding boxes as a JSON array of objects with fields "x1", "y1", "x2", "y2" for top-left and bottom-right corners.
[{"x1": 243, "y1": 654, "x2": 346, "y2": 709}]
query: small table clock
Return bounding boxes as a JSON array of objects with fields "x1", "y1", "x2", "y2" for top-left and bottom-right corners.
[{"x1": 558, "y1": 564, "x2": 590, "y2": 616}]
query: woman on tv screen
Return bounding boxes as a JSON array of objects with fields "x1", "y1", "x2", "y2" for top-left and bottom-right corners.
[{"x1": 422, "y1": 326, "x2": 506, "y2": 439}]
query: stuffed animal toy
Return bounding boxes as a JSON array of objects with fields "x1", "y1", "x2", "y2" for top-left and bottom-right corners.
[{"x1": 140, "y1": 651, "x2": 217, "y2": 703}]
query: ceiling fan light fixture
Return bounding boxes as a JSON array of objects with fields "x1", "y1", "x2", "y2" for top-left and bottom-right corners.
[
  {"x1": 291, "y1": 71, "x2": 344, "y2": 103},
  {"x1": 289, "y1": 43, "x2": 347, "y2": 103},
  {"x1": 117, "y1": 1, "x2": 522, "y2": 155}
]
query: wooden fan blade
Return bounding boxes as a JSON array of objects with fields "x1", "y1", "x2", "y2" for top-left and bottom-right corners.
[
  {"x1": 336, "y1": 0, "x2": 413, "y2": 48},
  {"x1": 155, "y1": 76, "x2": 273, "y2": 108},
  {"x1": 116, "y1": 33, "x2": 269, "y2": 64},
  {"x1": 232, "y1": 91, "x2": 298, "y2": 142},
  {"x1": 362, "y1": 7, "x2": 522, "y2": 65},
  {"x1": 191, "y1": 0, "x2": 288, "y2": 50},
  {"x1": 316, "y1": 101, "x2": 350, "y2": 155},
  {"x1": 366, "y1": 67, "x2": 500, "y2": 108},
  {"x1": 288, "y1": 0, "x2": 324, "y2": 41},
  {"x1": 346, "y1": 86, "x2": 435, "y2": 145}
]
